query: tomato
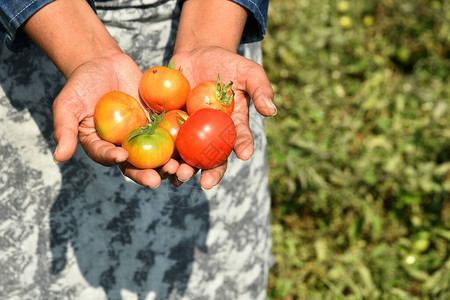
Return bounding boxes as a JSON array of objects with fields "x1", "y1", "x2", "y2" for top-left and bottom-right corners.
[
  {"x1": 122, "y1": 123, "x2": 174, "y2": 169},
  {"x1": 158, "y1": 109, "x2": 189, "y2": 158},
  {"x1": 139, "y1": 63, "x2": 191, "y2": 113},
  {"x1": 413, "y1": 231, "x2": 431, "y2": 253},
  {"x1": 94, "y1": 91, "x2": 147, "y2": 145},
  {"x1": 186, "y1": 75, "x2": 235, "y2": 115},
  {"x1": 176, "y1": 108, "x2": 236, "y2": 169}
]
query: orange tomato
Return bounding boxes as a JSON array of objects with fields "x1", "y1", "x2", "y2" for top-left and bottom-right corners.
[
  {"x1": 94, "y1": 91, "x2": 147, "y2": 145},
  {"x1": 186, "y1": 75, "x2": 235, "y2": 115},
  {"x1": 139, "y1": 65, "x2": 191, "y2": 113},
  {"x1": 158, "y1": 109, "x2": 189, "y2": 158}
]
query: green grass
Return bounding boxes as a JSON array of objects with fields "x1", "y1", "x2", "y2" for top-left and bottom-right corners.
[{"x1": 262, "y1": 0, "x2": 450, "y2": 298}]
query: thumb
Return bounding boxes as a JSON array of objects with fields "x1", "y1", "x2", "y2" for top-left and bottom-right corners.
[
  {"x1": 52, "y1": 98, "x2": 79, "y2": 163},
  {"x1": 244, "y1": 63, "x2": 277, "y2": 117}
]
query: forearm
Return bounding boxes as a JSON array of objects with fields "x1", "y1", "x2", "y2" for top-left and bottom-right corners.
[
  {"x1": 23, "y1": 0, "x2": 122, "y2": 78},
  {"x1": 174, "y1": 0, "x2": 248, "y2": 54}
]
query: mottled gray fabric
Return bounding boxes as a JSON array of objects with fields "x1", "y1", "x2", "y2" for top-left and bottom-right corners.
[{"x1": 0, "y1": 1, "x2": 272, "y2": 299}]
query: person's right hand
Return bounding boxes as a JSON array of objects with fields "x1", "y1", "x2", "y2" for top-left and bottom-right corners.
[
  {"x1": 22, "y1": 0, "x2": 183, "y2": 188},
  {"x1": 52, "y1": 51, "x2": 180, "y2": 188}
]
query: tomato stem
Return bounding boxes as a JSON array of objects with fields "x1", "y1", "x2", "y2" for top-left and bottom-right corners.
[
  {"x1": 215, "y1": 74, "x2": 235, "y2": 106},
  {"x1": 128, "y1": 107, "x2": 165, "y2": 141}
]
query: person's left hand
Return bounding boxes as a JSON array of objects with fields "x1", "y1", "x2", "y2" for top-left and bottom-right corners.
[{"x1": 170, "y1": 46, "x2": 276, "y2": 189}]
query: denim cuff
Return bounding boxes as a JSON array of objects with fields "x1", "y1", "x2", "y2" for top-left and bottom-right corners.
[{"x1": 230, "y1": 0, "x2": 269, "y2": 44}]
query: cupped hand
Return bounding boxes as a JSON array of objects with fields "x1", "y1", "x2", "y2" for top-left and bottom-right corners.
[
  {"x1": 170, "y1": 46, "x2": 276, "y2": 189},
  {"x1": 52, "y1": 51, "x2": 178, "y2": 188}
]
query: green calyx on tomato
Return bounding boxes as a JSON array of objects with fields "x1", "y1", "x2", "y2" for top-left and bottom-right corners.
[
  {"x1": 167, "y1": 59, "x2": 183, "y2": 72},
  {"x1": 186, "y1": 75, "x2": 235, "y2": 115},
  {"x1": 176, "y1": 111, "x2": 189, "y2": 126},
  {"x1": 127, "y1": 109, "x2": 165, "y2": 141},
  {"x1": 215, "y1": 74, "x2": 235, "y2": 107}
]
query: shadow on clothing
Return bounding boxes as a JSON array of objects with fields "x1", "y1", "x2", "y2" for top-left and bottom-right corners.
[
  {"x1": 0, "y1": 40, "x2": 209, "y2": 300},
  {"x1": 49, "y1": 161, "x2": 210, "y2": 300}
]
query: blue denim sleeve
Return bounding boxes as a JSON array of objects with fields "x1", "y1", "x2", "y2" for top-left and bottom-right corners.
[
  {"x1": 0, "y1": 0, "x2": 268, "y2": 51},
  {"x1": 230, "y1": 0, "x2": 269, "y2": 43},
  {"x1": 0, "y1": 0, "x2": 96, "y2": 52}
]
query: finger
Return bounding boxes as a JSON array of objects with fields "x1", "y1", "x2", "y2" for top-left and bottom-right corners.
[
  {"x1": 119, "y1": 162, "x2": 162, "y2": 188},
  {"x1": 80, "y1": 137, "x2": 129, "y2": 166},
  {"x1": 200, "y1": 160, "x2": 228, "y2": 190},
  {"x1": 176, "y1": 163, "x2": 198, "y2": 183},
  {"x1": 157, "y1": 158, "x2": 180, "y2": 179},
  {"x1": 76, "y1": 115, "x2": 129, "y2": 166},
  {"x1": 53, "y1": 99, "x2": 80, "y2": 162},
  {"x1": 231, "y1": 93, "x2": 254, "y2": 160},
  {"x1": 243, "y1": 63, "x2": 277, "y2": 117},
  {"x1": 233, "y1": 122, "x2": 254, "y2": 161}
]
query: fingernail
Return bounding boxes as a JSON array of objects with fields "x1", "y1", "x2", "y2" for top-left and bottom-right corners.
[
  {"x1": 177, "y1": 172, "x2": 191, "y2": 182},
  {"x1": 261, "y1": 95, "x2": 277, "y2": 116},
  {"x1": 267, "y1": 99, "x2": 277, "y2": 116},
  {"x1": 114, "y1": 157, "x2": 125, "y2": 164},
  {"x1": 149, "y1": 182, "x2": 161, "y2": 189},
  {"x1": 271, "y1": 105, "x2": 277, "y2": 116},
  {"x1": 53, "y1": 146, "x2": 60, "y2": 163}
]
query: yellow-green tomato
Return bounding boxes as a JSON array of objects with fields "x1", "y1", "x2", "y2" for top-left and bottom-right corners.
[{"x1": 122, "y1": 126, "x2": 174, "y2": 169}]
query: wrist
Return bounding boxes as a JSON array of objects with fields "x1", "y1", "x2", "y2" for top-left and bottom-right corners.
[
  {"x1": 173, "y1": 0, "x2": 247, "y2": 54},
  {"x1": 64, "y1": 40, "x2": 123, "y2": 78},
  {"x1": 23, "y1": 0, "x2": 122, "y2": 78}
]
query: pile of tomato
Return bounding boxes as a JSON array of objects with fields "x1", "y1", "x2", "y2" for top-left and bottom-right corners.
[{"x1": 94, "y1": 63, "x2": 237, "y2": 171}]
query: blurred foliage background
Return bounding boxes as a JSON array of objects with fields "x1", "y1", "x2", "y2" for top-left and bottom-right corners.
[{"x1": 262, "y1": 0, "x2": 450, "y2": 299}]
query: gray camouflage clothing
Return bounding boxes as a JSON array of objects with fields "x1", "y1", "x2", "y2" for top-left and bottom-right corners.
[{"x1": 0, "y1": 1, "x2": 272, "y2": 299}]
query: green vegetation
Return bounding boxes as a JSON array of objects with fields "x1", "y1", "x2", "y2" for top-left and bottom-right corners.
[{"x1": 262, "y1": 0, "x2": 450, "y2": 298}]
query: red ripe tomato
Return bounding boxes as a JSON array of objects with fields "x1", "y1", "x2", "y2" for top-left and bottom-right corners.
[
  {"x1": 186, "y1": 75, "x2": 235, "y2": 115},
  {"x1": 94, "y1": 91, "x2": 147, "y2": 145},
  {"x1": 158, "y1": 109, "x2": 189, "y2": 158},
  {"x1": 176, "y1": 108, "x2": 236, "y2": 169},
  {"x1": 139, "y1": 63, "x2": 191, "y2": 113},
  {"x1": 122, "y1": 124, "x2": 174, "y2": 169}
]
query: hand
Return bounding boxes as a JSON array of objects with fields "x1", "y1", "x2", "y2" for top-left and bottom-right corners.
[
  {"x1": 52, "y1": 51, "x2": 179, "y2": 188},
  {"x1": 22, "y1": 0, "x2": 178, "y2": 188},
  {"x1": 170, "y1": 46, "x2": 276, "y2": 189}
]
